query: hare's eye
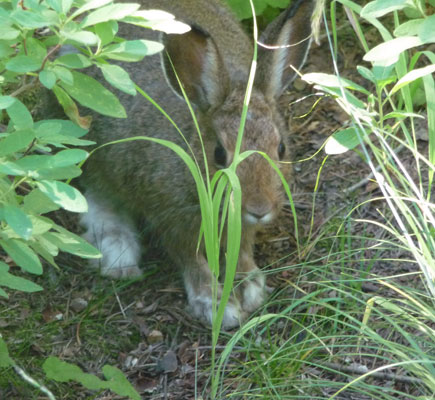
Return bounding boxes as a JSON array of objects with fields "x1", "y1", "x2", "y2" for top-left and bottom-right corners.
[
  {"x1": 214, "y1": 142, "x2": 227, "y2": 168},
  {"x1": 278, "y1": 141, "x2": 286, "y2": 160}
]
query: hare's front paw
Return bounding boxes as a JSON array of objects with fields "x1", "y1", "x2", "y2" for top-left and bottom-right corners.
[
  {"x1": 80, "y1": 192, "x2": 142, "y2": 279},
  {"x1": 189, "y1": 294, "x2": 244, "y2": 330},
  {"x1": 185, "y1": 281, "x2": 244, "y2": 329},
  {"x1": 239, "y1": 270, "x2": 267, "y2": 313}
]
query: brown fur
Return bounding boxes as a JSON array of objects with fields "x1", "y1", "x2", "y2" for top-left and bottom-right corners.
[{"x1": 80, "y1": 0, "x2": 314, "y2": 328}]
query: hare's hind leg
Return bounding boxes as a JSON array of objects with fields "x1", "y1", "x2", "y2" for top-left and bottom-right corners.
[
  {"x1": 80, "y1": 191, "x2": 142, "y2": 278},
  {"x1": 183, "y1": 256, "x2": 245, "y2": 329}
]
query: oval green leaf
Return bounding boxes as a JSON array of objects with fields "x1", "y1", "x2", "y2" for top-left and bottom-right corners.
[
  {"x1": 363, "y1": 36, "x2": 423, "y2": 66},
  {"x1": 418, "y1": 14, "x2": 435, "y2": 43},
  {"x1": 0, "y1": 262, "x2": 43, "y2": 293},
  {"x1": 102, "y1": 39, "x2": 163, "y2": 62},
  {"x1": 5, "y1": 55, "x2": 42, "y2": 73},
  {"x1": 81, "y1": 3, "x2": 140, "y2": 27},
  {"x1": 0, "y1": 239, "x2": 42, "y2": 275},
  {"x1": 0, "y1": 130, "x2": 35, "y2": 157},
  {"x1": 55, "y1": 53, "x2": 92, "y2": 69},
  {"x1": 39, "y1": 70, "x2": 57, "y2": 89},
  {"x1": 325, "y1": 127, "x2": 366, "y2": 155},
  {"x1": 6, "y1": 99, "x2": 33, "y2": 130},
  {"x1": 36, "y1": 180, "x2": 87, "y2": 212},
  {"x1": 50, "y1": 149, "x2": 88, "y2": 167},
  {"x1": 3, "y1": 205, "x2": 33, "y2": 240},
  {"x1": 391, "y1": 64, "x2": 435, "y2": 94},
  {"x1": 44, "y1": 231, "x2": 101, "y2": 258},
  {"x1": 361, "y1": 0, "x2": 408, "y2": 19},
  {"x1": 99, "y1": 64, "x2": 136, "y2": 95},
  {"x1": 60, "y1": 70, "x2": 126, "y2": 118}
]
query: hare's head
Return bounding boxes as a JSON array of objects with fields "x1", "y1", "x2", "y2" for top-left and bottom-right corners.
[{"x1": 161, "y1": 0, "x2": 313, "y2": 227}]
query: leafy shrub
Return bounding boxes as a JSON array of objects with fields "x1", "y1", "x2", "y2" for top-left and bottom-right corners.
[{"x1": 0, "y1": 0, "x2": 187, "y2": 397}]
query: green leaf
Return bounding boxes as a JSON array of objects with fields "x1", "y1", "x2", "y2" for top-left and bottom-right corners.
[
  {"x1": 0, "y1": 96, "x2": 15, "y2": 109},
  {"x1": 0, "y1": 161, "x2": 26, "y2": 176},
  {"x1": 36, "y1": 131, "x2": 94, "y2": 147},
  {"x1": 0, "y1": 43, "x2": 15, "y2": 58},
  {"x1": 302, "y1": 72, "x2": 369, "y2": 93},
  {"x1": 122, "y1": 10, "x2": 190, "y2": 34},
  {"x1": 2, "y1": 205, "x2": 33, "y2": 240},
  {"x1": 94, "y1": 21, "x2": 118, "y2": 46},
  {"x1": 13, "y1": 153, "x2": 82, "y2": 180},
  {"x1": 52, "y1": 86, "x2": 92, "y2": 129},
  {"x1": 102, "y1": 40, "x2": 163, "y2": 62},
  {"x1": 36, "y1": 180, "x2": 87, "y2": 212},
  {"x1": 363, "y1": 36, "x2": 423, "y2": 66},
  {"x1": 23, "y1": 189, "x2": 60, "y2": 214},
  {"x1": 81, "y1": 3, "x2": 140, "y2": 27},
  {"x1": 0, "y1": 337, "x2": 15, "y2": 367},
  {"x1": 394, "y1": 19, "x2": 423, "y2": 37},
  {"x1": 0, "y1": 239, "x2": 43, "y2": 274},
  {"x1": 0, "y1": 262, "x2": 43, "y2": 293},
  {"x1": 6, "y1": 55, "x2": 42, "y2": 73},
  {"x1": 43, "y1": 357, "x2": 140, "y2": 400},
  {"x1": 47, "y1": 0, "x2": 73, "y2": 14},
  {"x1": 28, "y1": 216, "x2": 53, "y2": 235},
  {"x1": 61, "y1": 29, "x2": 99, "y2": 46},
  {"x1": 60, "y1": 70, "x2": 126, "y2": 118},
  {"x1": 418, "y1": 14, "x2": 435, "y2": 44},
  {"x1": 39, "y1": 70, "x2": 57, "y2": 89},
  {"x1": 43, "y1": 357, "x2": 103, "y2": 389},
  {"x1": 35, "y1": 119, "x2": 88, "y2": 138},
  {"x1": 226, "y1": 0, "x2": 267, "y2": 19},
  {"x1": 6, "y1": 99, "x2": 33, "y2": 130},
  {"x1": 71, "y1": 0, "x2": 114, "y2": 18},
  {"x1": 50, "y1": 149, "x2": 88, "y2": 167},
  {"x1": 357, "y1": 66, "x2": 376, "y2": 83},
  {"x1": 102, "y1": 365, "x2": 141, "y2": 400},
  {"x1": 0, "y1": 26, "x2": 20, "y2": 40},
  {"x1": 325, "y1": 127, "x2": 366, "y2": 155},
  {"x1": 360, "y1": 0, "x2": 408, "y2": 19},
  {"x1": 52, "y1": 65, "x2": 74, "y2": 85},
  {"x1": 10, "y1": 9, "x2": 57, "y2": 28},
  {"x1": 0, "y1": 130, "x2": 35, "y2": 157},
  {"x1": 99, "y1": 64, "x2": 136, "y2": 95},
  {"x1": 391, "y1": 64, "x2": 435, "y2": 94},
  {"x1": 32, "y1": 236, "x2": 60, "y2": 264},
  {"x1": 46, "y1": 0, "x2": 62, "y2": 13},
  {"x1": 44, "y1": 230, "x2": 101, "y2": 258},
  {"x1": 26, "y1": 37, "x2": 48, "y2": 63},
  {"x1": 55, "y1": 53, "x2": 92, "y2": 69}
]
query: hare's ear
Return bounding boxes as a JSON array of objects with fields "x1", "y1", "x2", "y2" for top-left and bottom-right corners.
[
  {"x1": 257, "y1": 0, "x2": 314, "y2": 100},
  {"x1": 161, "y1": 26, "x2": 229, "y2": 110}
]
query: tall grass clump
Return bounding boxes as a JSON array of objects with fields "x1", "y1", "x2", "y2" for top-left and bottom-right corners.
[{"x1": 212, "y1": 0, "x2": 435, "y2": 398}]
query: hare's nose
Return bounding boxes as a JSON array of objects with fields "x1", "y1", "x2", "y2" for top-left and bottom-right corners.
[{"x1": 245, "y1": 204, "x2": 274, "y2": 225}]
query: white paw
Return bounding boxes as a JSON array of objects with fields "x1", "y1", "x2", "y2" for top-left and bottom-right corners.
[
  {"x1": 240, "y1": 271, "x2": 266, "y2": 313},
  {"x1": 187, "y1": 290, "x2": 243, "y2": 330},
  {"x1": 80, "y1": 192, "x2": 142, "y2": 279}
]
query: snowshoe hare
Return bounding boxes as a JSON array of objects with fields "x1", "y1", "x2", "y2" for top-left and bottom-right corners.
[{"x1": 80, "y1": 0, "x2": 314, "y2": 329}]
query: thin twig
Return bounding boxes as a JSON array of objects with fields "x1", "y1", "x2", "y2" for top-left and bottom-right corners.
[
  {"x1": 41, "y1": 43, "x2": 61, "y2": 70},
  {"x1": 320, "y1": 362, "x2": 423, "y2": 384},
  {"x1": 10, "y1": 79, "x2": 38, "y2": 98},
  {"x1": 14, "y1": 365, "x2": 56, "y2": 400},
  {"x1": 112, "y1": 281, "x2": 126, "y2": 319}
]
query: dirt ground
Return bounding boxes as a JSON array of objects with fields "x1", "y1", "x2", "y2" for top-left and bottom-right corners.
[{"x1": 1, "y1": 18, "x2": 430, "y2": 400}]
